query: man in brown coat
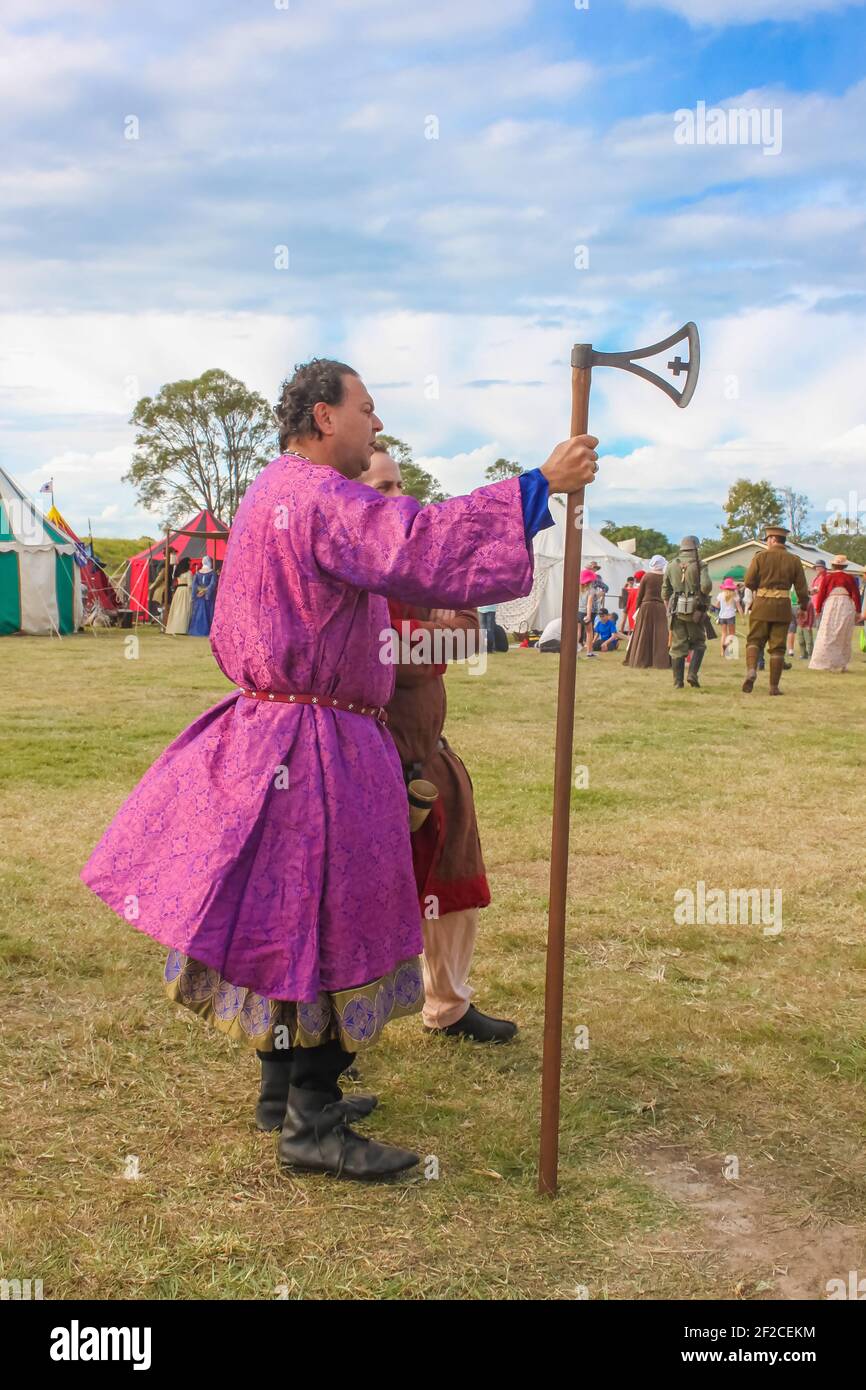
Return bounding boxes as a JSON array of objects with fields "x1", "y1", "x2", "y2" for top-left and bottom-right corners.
[
  {"x1": 742, "y1": 526, "x2": 810, "y2": 695},
  {"x1": 366, "y1": 448, "x2": 517, "y2": 1043}
]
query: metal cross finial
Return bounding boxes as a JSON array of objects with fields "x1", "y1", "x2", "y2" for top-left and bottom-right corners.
[{"x1": 571, "y1": 321, "x2": 701, "y2": 408}]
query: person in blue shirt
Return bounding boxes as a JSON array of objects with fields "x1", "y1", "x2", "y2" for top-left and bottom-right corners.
[{"x1": 591, "y1": 609, "x2": 620, "y2": 653}]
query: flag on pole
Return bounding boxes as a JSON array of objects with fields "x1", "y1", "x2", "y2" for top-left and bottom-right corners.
[{"x1": 39, "y1": 480, "x2": 53, "y2": 494}]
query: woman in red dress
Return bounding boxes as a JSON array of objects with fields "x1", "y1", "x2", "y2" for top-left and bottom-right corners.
[{"x1": 809, "y1": 555, "x2": 863, "y2": 672}]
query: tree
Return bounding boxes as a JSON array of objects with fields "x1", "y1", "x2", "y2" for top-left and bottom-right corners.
[
  {"x1": 374, "y1": 433, "x2": 448, "y2": 504},
  {"x1": 124, "y1": 369, "x2": 276, "y2": 525},
  {"x1": 778, "y1": 486, "x2": 811, "y2": 541},
  {"x1": 816, "y1": 527, "x2": 866, "y2": 567},
  {"x1": 485, "y1": 458, "x2": 523, "y2": 482},
  {"x1": 718, "y1": 478, "x2": 783, "y2": 547},
  {"x1": 599, "y1": 521, "x2": 676, "y2": 558}
]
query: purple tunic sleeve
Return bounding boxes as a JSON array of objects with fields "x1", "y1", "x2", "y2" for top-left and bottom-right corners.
[{"x1": 308, "y1": 470, "x2": 536, "y2": 609}]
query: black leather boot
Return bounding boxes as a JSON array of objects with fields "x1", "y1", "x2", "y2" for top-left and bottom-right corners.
[
  {"x1": 255, "y1": 1056, "x2": 377, "y2": 1133},
  {"x1": 742, "y1": 645, "x2": 759, "y2": 693},
  {"x1": 672, "y1": 656, "x2": 686, "y2": 688},
  {"x1": 278, "y1": 1087, "x2": 419, "y2": 1180},
  {"x1": 255, "y1": 1055, "x2": 292, "y2": 1132},
  {"x1": 426, "y1": 1003, "x2": 517, "y2": 1043},
  {"x1": 687, "y1": 646, "x2": 706, "y2": 688}
]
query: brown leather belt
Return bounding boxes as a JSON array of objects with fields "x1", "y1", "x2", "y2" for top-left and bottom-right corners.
[{"x1": 239, "y1": 688, "x2": 388, "y2": 725}]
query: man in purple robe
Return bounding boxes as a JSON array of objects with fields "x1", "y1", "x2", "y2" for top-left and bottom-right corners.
[{"x1": 81, "y1": 358, "x2": 598, "y2": 1181}]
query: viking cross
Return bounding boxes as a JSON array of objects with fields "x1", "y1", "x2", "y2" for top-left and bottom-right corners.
[{"x1": 539, "y1": 321, "x2": 700, "y2": 1197}]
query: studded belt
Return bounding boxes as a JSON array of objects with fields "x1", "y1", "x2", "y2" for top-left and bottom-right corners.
[{"x1": 239, "y1": 688, "x2": 388, "y2": 725}]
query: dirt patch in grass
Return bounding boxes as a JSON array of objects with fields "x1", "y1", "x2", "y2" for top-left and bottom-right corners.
[{"x1": 638, "y1": 1142, "x2": 866, "y2": 1300}]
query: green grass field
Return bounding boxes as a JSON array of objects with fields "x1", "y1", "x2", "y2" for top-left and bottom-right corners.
[{"x1": 2, "y1": 627, "x2": 865, "y2": 1300}]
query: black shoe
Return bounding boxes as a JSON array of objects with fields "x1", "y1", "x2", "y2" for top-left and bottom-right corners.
[
  {"x1": 255, "y1": 1057, "x2": 376, "y2": 1133},
  {"x1": 426, "y1": 1003, "x2": 518, "y2": 1043},
  {"x1": 672, "y1": 657, "x2": 686, "y2": 689},
  {"x1": 278, "y1": 1087, "x2": 418, "y2": 1181}
]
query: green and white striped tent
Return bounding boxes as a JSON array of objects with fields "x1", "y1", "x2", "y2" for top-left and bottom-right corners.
[{"x1": 0, "y1": 465, "x2": 82, "y2": 635}]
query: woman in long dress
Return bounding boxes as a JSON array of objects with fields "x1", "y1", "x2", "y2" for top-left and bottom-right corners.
[
  {"x1": 623, "y1": 555, "x2": 670, "y2": 669},
  {"x1": 809, "y1": 555, "x2": 861, "y2": 672},
  {"x1": 188, "y1": 556, "x2": 217, "y2": 637},
  {"x1": 166, "y1": 557, "x2": 192, "y2": 635}
]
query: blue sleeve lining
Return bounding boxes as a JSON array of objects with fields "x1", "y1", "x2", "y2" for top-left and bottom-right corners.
[{"x1": 518, "y1": 468, "x2": 554, "y2": 542}]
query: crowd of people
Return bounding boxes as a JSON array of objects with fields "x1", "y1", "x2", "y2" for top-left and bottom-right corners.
[
  {"x1": 522, "y1": 535, "x2": 866, "y2": 687},
  {"x1": 148, "y1": 555, "x2": 219, "y2": 636}
]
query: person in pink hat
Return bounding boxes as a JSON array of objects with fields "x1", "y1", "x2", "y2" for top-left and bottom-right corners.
[
  {"x1": 577, "y1": 567, "x2": 598, "y2": 654},
  {"x1": 716, "y1": 577, "x2": 743, "y2": 657}
]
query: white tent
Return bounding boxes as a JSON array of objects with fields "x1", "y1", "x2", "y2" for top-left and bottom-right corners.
[
  {"x1": 0, "y1": 465, "x2": 83, "y2": 635},
  {"x1": 497, "y1": 495, "x2": 645, "y2": 632}
]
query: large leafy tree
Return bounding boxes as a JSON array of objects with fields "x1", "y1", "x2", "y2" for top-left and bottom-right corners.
[
  {"x1": 816, "y1": 527, "x2": 866, "y2": 566},
  {"x1": 718, "y1": 478, "x2": 783, "y2": 547},
  {"x1": 600, "y1": 521, "x2": 675, "y2": 558},
  {"x1": 374, "y1": 433, "x2": 448, "y2": 504},
  {"x1": 124, "y1": 369, "x2": 277, "y2": 524}
]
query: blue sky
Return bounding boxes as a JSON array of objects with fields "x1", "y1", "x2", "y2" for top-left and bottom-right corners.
[{"x1": 2, "y1": 0, "x2": 865, "y2": 542}]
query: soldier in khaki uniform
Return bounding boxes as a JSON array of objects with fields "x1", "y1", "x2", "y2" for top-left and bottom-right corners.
[
  {"x1": 662, "y1": 535, "x2": 713, "y2": 689},
  {"x1": 742, "y1": 525, "x2": 810, "y2": 695}
]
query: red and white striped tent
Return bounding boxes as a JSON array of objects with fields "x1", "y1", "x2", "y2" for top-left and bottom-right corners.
[{"x1": 120, "y1": 509, "x2": 229, "y2": 618}]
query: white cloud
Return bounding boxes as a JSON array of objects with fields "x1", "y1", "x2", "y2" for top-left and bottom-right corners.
[
  {"x1": 344, "y1": 0, "x2": 532, "y2": 42},
  {"x1": 0, "y1": 29, "x2": 113, "y2": 115},
  {"x1": 2, "y1": 3, "x2": 864, "y2": 544},
  {"x1": 416, "y1": 443, "x2": 505, "y2": 494},
  {"x1": 0, "y1": 166, "x2": 97, "y2": 209},
  {"x1": 0, "y1": 311, "x2": 317, "y2": 417},
  {"x1": 2, "y1": 300, "x2": 863, "y2": 536},
  {"x1": 626, "y1": 0, "x2": 866, "y2": 24}
]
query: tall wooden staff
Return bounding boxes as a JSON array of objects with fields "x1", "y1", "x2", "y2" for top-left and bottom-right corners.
[{"x1": 538, "y1": 322, "x2": 701, "y2": 1197}]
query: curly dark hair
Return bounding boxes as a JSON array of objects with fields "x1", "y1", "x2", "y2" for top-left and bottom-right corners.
[{"x1": 274, "y1": 358, "x2": 358, "y2": 451}]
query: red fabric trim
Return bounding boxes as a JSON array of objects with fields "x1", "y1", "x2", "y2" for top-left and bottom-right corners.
[
  {"x1": 425, "y1": 872, "x2": 491, "y2": 916},
  {"x1": 409, "y1": 799, "x2": 490, "y2": 914}
]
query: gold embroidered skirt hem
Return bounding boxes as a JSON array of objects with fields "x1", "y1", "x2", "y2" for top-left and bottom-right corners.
[{"x1": 163, "y1": 950, "x2": 424, "y2": 1052}]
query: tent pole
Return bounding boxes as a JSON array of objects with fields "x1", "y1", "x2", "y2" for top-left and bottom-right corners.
[{"x1": 162, "y1": 528, "x2": 171, "y2": 633}]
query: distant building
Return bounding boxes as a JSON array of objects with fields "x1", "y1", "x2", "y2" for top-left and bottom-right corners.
[{"x1": 704, "y1": 539, "x2": 864, "y2": 597}]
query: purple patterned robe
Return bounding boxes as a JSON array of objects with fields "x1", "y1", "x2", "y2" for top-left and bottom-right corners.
[{"x1": 81, "y1": 455, "x2": 534, "y2": 1002}]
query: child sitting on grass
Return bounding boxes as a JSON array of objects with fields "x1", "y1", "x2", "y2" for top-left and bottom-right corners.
[{"x1": 591, "y1": 609, "x2": 620, "y2": 653}]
